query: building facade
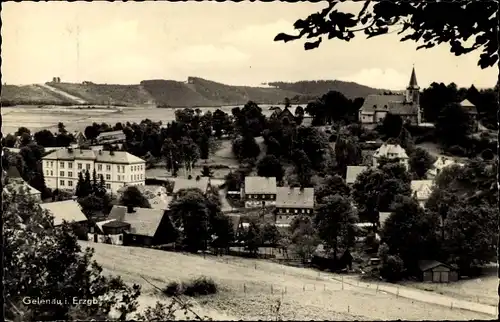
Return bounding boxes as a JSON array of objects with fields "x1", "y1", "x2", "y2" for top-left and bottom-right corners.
[
  {"x1": 243, "y1": 176, "x2": 277, "y2": 208},
  {"x1": 275, "y1": 187, "x2": 314, "y2": 226},
  {"x1": 359, "y1": 67, "x2": 422, "y2": 125},
  {"x1": 42, "y1": 148, "x2": 146, "y2": 194},
  {"x1": 372, "y1": 144, "x2": 409, "y2": 170}
]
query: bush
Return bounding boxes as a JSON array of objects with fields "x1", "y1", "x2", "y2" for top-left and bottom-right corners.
[
  {"x1": 163, "y1": 281, "x2": 182, "y2": 297},
  {"x1": 183, "y1": 276, "x2": 218, "y2": 297},
  {"x1": 380, "y1": 255, "x2": 405, "y2": 282},
  {"x1": 188, "y1": 174, "x2": 193, "y2": 180},
  {"x1": 163, "y1": 276, "x2": 218, "y2": 298}
]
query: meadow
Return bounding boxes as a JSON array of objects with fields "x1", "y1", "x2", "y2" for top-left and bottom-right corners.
[
  {"x1": 2, "y1": 104, "x2": 303, "y2": 135},
  {"x1": 80, "y1": 241, "x2": 496, "y2": 321}
]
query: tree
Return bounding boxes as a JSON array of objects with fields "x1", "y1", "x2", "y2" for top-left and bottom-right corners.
[
  {"x1": 436, "y1": 103, "x2": 474, "y2": 146},
  {"x1": 178, "y1": 137, "x2": 200, "y2": 174},
  {"x1": 232, "y1": 135, "x2": 261, "y2": 162},
  {"x1": 442, "y1": 201, "x2": 497, "y2": 274},
  {"x1": 34, "y1": 129, "x2": 56, "y2": 147},
  {"x1": 334, "y1": 134, "x2": 362, "y2": 176},
  {"x1": 291, "y1": 149, "x2": 313, "y2": 187},
  {"x1": 381, "y1": 195, "x2": 441, "y2": 273},
  {"x1": 314, "y1": 194, "x2": 357, "y2": 260},
  {"x1": 380, "y1": 254, "x2": 405, "y2": 282},
  {"x1": 119, "y1": 186, "x2": 151, "y2": 209},
  {"x1": 198, "y1": 133, "x2": 210, "y2": 160},
  {"x1": 290, "y1": 216, "x2": 319, "y2": 263},
  {"x1": 162, "y1": 138, "x2": 181, "y2": 175},
  {"x1": 210, "y1": 214, "x2": 235, "y2": 255},
  {"x1": 257, "y1": 155, "x2": 284, "y2": 183},
  {"x1": 84, "y1": 125, "x2": 99, "y2": 144},
  {"x1": 169, "y1": 189, "x2": 212, "y2": 253},
  {"x1": 261, "y1": 223, "x2": 280, "y2": 246},
  {"x1": 244, "y1": 220, "x2": 262, "y2": 256},
  {"x1": 275, "y1": 1, "x2": 497, "y2": 69},
  {"x1": 3, "y1": 189, "x2": 141, "y2": 321},
  {"x1": 4, "y1": 133, "x2": 17, "y2": 147},
  {"x1": 294, "y1": 105, "x2": 305, "y2": 125},
  {"x1": 409, "y1": 147, "x2": 436, "y2": 179},
  {"x1": 381, "y1": 113, "x2": 403, "y2": 138},
  {"x1": 315, "y1": 174, "x2": 350, "y2": 204},
  {"x1": 57, "y1": 122, "x2": 67, "y2": 134},
  {"x1": 200, "y1": 166, "x2": 213, "y2": 178},
  {"x1": 15, "y1": 126, "x2": 31, "y2": 137}
]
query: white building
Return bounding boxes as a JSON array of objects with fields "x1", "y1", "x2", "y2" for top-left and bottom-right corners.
[
  {"x1": 411, "y1": 180, "x2": 434, "y2": 208},
  {"x1": 42, "y1": 148, "x2": 146, "y2": 194},
  {"x1": 427, "y1": 156, "x2": 463, "y2": 179},
  {"x1": 372, "y1": 143, "x2": 409, "y2": 170}
]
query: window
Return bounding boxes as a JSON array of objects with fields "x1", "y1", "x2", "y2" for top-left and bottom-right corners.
[
  {"x1": 294, "y1": 209, "x2": 298, "y2": 213},
  {"x1": 106, "y1": 174, "x2": 111, "y2": 180},
  {"x1": 60, "y1": 180, "x2": 65, "y2": 186},
  {"x1": 68, "y1": 181, "x2": 73, "y2": 187},
  {"x1": 307, "y1": 209, "x2": 311, "y2": 214},
  {"x1": 140, "y1": 174, "x2": 143, "y2": 179},
  {"x1": 106, "y1": 165, "x2": 111, "y2": 171},
  {"x1": 302, "y1": 209, "x2": 305, "y2": 213},
  {"x1": 68, "y1": 162, "x2": 73, "y2": 169},
  {"x1": 51, "y1": 161, "x2": 54, "y2": 167},
  {"x1": 68, "y1": 171, "x2": 73, "y2": 177},
  {"x1": 98, "y1": 164, "x2": 102, "y2": 171},
  {"x1": 119, "y1": 235, "x2": 123, "y2": 241},
  {"x1": 261, "y1": 194, "x2": 265, "y2": 199},
  {"x1": 46, "y1": 161, "x2": 49, "y2": 167},
  {"x1": 78, "y1": 163, "x2": 82, "y2": 170},
  {"x1": 117, "y1": 166, "x2": 120, "y2": 173},
  {"x1": 50, "y1": 170, "x2": 53, "y2": 176},
  {"x1": 105, "y1": 183, "x2": 111, "y2": 189},
  {"x1": 86, "y1": 164, "x2": 91, "y2": 170},
  {"x1": 60, "y1": 162, "x2": 64, "y2": 168},
  {"x1": 122, "y1": 165, "x2": 125, "y2": 172},
  {"x1": 286, "y1": 209, "x2": 289, "y2": 213},
  {"x1": 60, "y1": 171, "x2": 64, "y2": 177}
]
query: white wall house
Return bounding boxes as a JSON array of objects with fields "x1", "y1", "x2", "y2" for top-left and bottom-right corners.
[
  {"x1": 42, "y1": 148, "x2": 146, "y2": 195},
  {"x1": 373, "y1": 144, "x2": 409, "y2": 170}
]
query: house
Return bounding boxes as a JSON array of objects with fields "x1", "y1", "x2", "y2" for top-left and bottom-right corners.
[
  {"x1": 106, "y1": 205, "x2": 176, "y2": 246},
  {"x1": 88, "y1": 219, "x2": 128, "y2": 245},
  {"x1": 418, "y1": 260, "x2": 459, "y2": 283},
  {"x1": 359, "y1": 67, "x2": 421, "y2": 126},
  {"x1": 171, "y1": 177, "x2": 211, "y2": 195},
  {"x1": 96, "y1": 130, "x2": 126, "y2": 144},
  {"x1": 373, "y1": 143, "x2": 409, "y2": 169},
  {"x1": 427, "y1": 156, "x2": 459, "y2": 179},
  {"x1": 411, "y1": 180, "x2": 434, "y2": 208},
  {"x1": 275, "y1": 187, "x2": 314, "y2": 224},
  {"x1": 74, "y1": 131, "x2": 87, "y2": 146},
  {"x1": 243, "y1": 176, "x2": 277, "y2": 208},
  {"x1": 276, "y1": 107, "x2": 295, "y2": 124},
  {"x1": 40, "y1": 200, "x2": 88, "y2": 239},
  {"x1": 346, "y1": 166, "x2": 368, "y2": 185},
  {"x1": 459, "y1": 99, "x2": 479, "y2": 132},
  {"x1": 42, "y1": 148, "x2": 146, "y2": 194}
]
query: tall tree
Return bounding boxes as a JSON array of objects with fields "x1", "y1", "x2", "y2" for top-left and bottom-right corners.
[
  {"x1": 436, "y1": 103, "x2": 474, "y2": 146},
  {"x1": 409, "y1": 147, "x2": 436, "y2": 179},
  {"x1": 119, "y1": 186, "x2": 151, "y2": 209},
  {"x1": 257, "y1": 155, "x2": 285, "y2": 183},
  {"x1": 275, "y1": 1, "x2": 497, "y2": 69},
  {"x1": 314, "y1": 194, "x2": 357, "y2": 260}
]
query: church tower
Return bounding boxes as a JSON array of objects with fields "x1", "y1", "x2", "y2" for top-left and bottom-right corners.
[{"x1": 406, "y1": 66, "x2": 420, "y2": 104}]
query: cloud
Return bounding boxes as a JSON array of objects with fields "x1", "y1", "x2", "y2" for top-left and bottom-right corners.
[
  {"x1": 338, "y1": 68, "x2": 411, "y2": 90},
  {"x1": 170, "y1": 45, "x2": 250, "y2": 65}
]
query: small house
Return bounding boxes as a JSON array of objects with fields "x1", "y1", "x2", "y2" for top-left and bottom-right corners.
[
  {"x1": 171, "y1": 177, "x2": 211, "y2": 195},
  {"x1": 411, "y1": 180, "x2": 434, "y2": 208},
  {"x1": 107, "y1": 205, "x2": 176, "y2": 247},
  {"x1": 418, "y1": 260, "x2": 459, "y2": 283},
  {"x1": 427, "y1": 157, "x2": 462, "y2": 179},
  {"x1": 243, "y1": 176, "x2": 277, "y2": 208},
  {"x1": 275, "y1": 187, "x2": 314, "y2": 224},
  {"x1": 96, "y1": 130, "x2": 126, "y2": 144},
  {"x1": 346, "y1": 166, "x2": 368, "y2": 185},
  {"x1": 89, "y1": 219, "x2": 130, "y2": 245},
  {"x1": 373, "y1": 143, "x2": 409, "y2": 169}
]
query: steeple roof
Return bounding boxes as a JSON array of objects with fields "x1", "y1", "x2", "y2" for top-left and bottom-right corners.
[{"x1": 408, "y1": 66, "x2": 419, "y2": 89}]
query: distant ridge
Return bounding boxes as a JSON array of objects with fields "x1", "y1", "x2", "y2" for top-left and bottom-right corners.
[{"x1": 1, "y1": 77, "x2": 384, "y2": 107}]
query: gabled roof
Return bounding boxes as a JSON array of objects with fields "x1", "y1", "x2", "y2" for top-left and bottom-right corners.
[
  {"x1": 276, "y1": 187, "x2": 314, "y2": 209},
  {"x1": 346, "y1": 166, "x2": 368, "y2": 184},
  {"x1": 359, "y1": 94, "x2": 404, "y2": 113},
  {"x1": 40, "y1": 200, "x2": 88, "y2": 226},
  {"x1": 408, "y1": 67, "x2": 419, "y2": 89},
  {"x1": 388, "y1": 101, "x2": 419, "y2": 115},
  {"x1": 374, "y1": 144, "x2": 409, "y2": 159},
  {"x1": 4, "y1": 180, "x2": 41, "y2": 196},
  {"x1": 459, "y1": 99, "x2": 475, "y2": 107},
  {"x1": 172, "y1": 177, "x2": 210, "y2": 194},
  {"x1": 108, "y1": 205, "x2": 166, "y2": 237},
  {"x1": 42, "y1": 149, "x2": 144, "y2": 164},
  {"x1": 418, "y1": 260, "x2": 456, "y2": 271},
  {"x1": 411, "y1": 180, "x2": 434, "y2": 200},
  {"x1": 97, "y1": 130, "x2": 126, "y2": 140},
  {"x1": 6, "y1": 165, "x2": 22, "y2": 179},
  {"x1": 244, "y1": 176, "x2": 277, "y2": 194}
]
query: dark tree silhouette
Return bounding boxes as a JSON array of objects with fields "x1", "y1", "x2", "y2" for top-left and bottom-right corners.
[{"x1": 275, "y1": 1, "x2": 498, "y2": 69}]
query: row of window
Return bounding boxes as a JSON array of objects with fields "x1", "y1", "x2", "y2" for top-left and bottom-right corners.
[
  {"x1": 48, "y1": 170, "x2": 143, "y2": 182},
  {"x1": 59, "y1": 179, "x2": 111, "y2": 190},
  {"x1": 47, "y1": 161, "x2": 144, "y2": 172},
  {"x1": 278, "y1": 208, "x2": 312, "y2": 214},
  {"x1": 247, "y1": 194, "x2": 276, "y2": 200}
]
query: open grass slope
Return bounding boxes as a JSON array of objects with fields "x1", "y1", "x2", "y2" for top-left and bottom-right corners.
[
  {"x1": 80, "y1": 241, "x2": 492, "y2": 321},
  {"x1": 1, "y1": 84, "x2": 77, "y2": 105},
  {"x1": 2, "y1": 77, "x2": 382, "y2": 107}
]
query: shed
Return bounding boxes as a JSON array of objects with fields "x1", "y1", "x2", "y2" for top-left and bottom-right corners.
[{"x1": 418, "y1": 260, "x2": 458, "y2": 283}]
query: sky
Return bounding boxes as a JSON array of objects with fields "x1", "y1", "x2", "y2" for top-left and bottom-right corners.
[{"x1": 2, "y1": 1, "x2": 497, "y2": 90}]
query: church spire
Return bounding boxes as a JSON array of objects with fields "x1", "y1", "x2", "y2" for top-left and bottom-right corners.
[{"x1": 408, "y1": 65, "x2": 419, "y2": 89}]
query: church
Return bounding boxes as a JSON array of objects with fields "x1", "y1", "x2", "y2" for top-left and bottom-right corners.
[{"x1": 359, "y1": 67, "x2": 422, "y2": 126}]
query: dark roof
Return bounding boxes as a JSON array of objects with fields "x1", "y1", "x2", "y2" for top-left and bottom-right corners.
[
  {"x1": 108, "y1": 205, "x2": 165, "y2": 237},
  {"x1": 359, "y1": 94, "x2": 405, "y2": 113},
  {"x1": 6, "y1": 165, "x2": 22, "y2": 179},
  {"x1": 418, "y1": 260, "x2": 456, "y2": 271},
  {"x1": 388, "y1": 101, "x2": 419, "y2": 115},
  {"x1": 102, "y1": 220, "x2": 130, "y2": 229},
  {"x1": 278, "y1": 107, "x2": 294, "y2": 120},
  {"x1": 408, "y1": 67, "x2": 419, "y2": 89}
]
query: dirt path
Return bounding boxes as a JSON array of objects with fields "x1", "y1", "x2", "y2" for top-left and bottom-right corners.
[
  {"x1": 37, "y1": 83, "x2": 88, "y2": 104},
  {"x1": 339, "y1": 275, "x2": 497, "y2": 316}
]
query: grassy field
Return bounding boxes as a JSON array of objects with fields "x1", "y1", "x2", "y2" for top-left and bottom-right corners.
[
  {"x1": 1, "y1": 84, "x2": 76, "y2": 105},
  {"x1": 80, "y1": 241, "x2": 493, "y2": 321}
]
